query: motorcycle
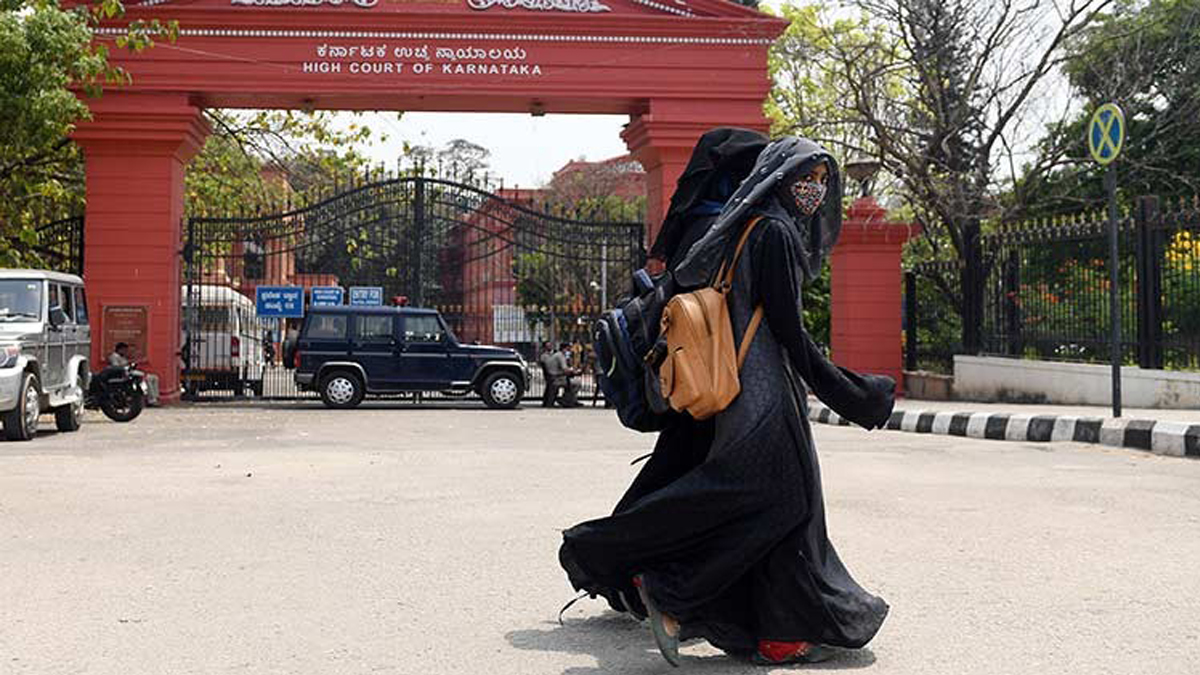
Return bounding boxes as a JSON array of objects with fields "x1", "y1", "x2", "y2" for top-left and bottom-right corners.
[{"x1": 87, "y1": 363, "x2": 147, "y2": 422}]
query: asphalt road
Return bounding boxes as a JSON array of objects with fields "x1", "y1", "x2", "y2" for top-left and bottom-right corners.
[{"x1": 1, "y1": 404, "x2": 1198, "y2": 675}]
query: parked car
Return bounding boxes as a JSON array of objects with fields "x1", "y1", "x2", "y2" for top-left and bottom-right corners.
[
  {"x1": 0, "y1": 269, "x2": 91, "y2": 440},
  {"x1": 180, "y1": 285, "x2": 265, "y2": 397},
  {"x1": 293, "y1": 306, "x2": 527, "y2": 409}
]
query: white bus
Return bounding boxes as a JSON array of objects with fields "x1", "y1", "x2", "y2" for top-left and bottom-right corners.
[{"x1": 180, "y1": 285, "x2": 265, "y2": 396}]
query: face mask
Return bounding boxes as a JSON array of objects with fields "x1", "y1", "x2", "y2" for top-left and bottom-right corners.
[{"x1": 790, "y1": 179, "x2": 827, "y2": 216}]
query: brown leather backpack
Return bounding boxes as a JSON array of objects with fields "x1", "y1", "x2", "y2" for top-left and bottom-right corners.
[{"x1": 658, "y1": 217, "x2": 764, "y2": 419}]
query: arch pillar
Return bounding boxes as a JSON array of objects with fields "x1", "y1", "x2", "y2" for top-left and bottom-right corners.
[
  {"x1": 622, "y1": 99, "x2": 770, "y2": 259},
  {"x1": 73, "y1": 93, "x2": 210, "y2": 403},
  {"x1": 830, "y1": 197, "x2": 921, "y2": 394}
]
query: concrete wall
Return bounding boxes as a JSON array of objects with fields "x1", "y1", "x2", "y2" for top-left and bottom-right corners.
[{"x1": 954, "y1": 356, "x2": 1200, "y2": 409}]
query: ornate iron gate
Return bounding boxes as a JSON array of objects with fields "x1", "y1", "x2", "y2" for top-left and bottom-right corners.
[
  {"x1": 181, "y1": 175, "x2": 644, "y2": 401},
  {"x1": 30, "y1": 215, "x2": 85, "y2": 275}
]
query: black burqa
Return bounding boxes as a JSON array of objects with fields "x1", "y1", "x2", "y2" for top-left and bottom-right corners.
[
  {"x1": 559, "y1": 137, "x2": 896, "y2": 654},
  {"x1": 588, "y1": 128, "x2": 768, "y2": 612},
  {"x1": 596, "y1": 127, "x2": 769, "y2": 567}
]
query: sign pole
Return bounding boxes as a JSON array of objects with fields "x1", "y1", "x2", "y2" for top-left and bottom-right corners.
[
  {"x1": 1089, "y1": 102, "x2": 1125, "y2": 418},
  {"x1": 1105, "y1": 164, "x2": 1122, "y2": 418}
]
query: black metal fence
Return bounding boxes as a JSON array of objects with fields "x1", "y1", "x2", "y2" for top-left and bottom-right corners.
[
  {"x1": 27, "y1": 215, "x2": 85, "y2": 275},
  {"x1": 182, "y1": 172, "x2": 644, "y2": 401},
  {"x1": 906, "y1": 195, "x2": 1200, "y2": 373}
]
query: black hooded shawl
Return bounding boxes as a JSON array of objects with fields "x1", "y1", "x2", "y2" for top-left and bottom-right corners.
[
  {"x1": 677, "y1": 136, "x2": 844, "y2": 286},
  {"x1": 560, "y1": 136, "x2": 895, "y2": 655},
  {"x1": 649, "y1": 127, "x2": 770, "y2": 266}
]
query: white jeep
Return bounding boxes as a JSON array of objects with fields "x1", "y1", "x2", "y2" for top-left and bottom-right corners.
[{"x1": 0, "y1": 270, "x2": 91, "y2": 441}]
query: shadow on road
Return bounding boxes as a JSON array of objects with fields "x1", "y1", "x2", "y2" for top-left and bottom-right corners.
[{"x1": 506, "y1": 614, "x2": 877, "y2": 674}]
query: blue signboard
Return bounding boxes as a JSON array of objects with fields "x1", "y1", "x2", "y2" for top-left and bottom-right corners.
[
  {"x1": 311, "y1": 286, "x2": 344, "y2": 307},
  {"x1": 255, "y1": 286, "x2": 305, "y2": 318},
  {"x1": 349, "y1": 286, "x2": 384, "y2": 306}
]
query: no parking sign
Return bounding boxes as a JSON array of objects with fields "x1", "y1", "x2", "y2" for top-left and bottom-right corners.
[{"x1": 1088, "y1": 103, "x2": 1125, "y2": 166}]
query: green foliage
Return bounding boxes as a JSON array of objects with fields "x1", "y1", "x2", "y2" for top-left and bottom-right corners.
[
  {"x1": 908, "y1": 268, "x2": 962, "y2": 373},
  {"x1": 0, "y1": 0, "x2": 175, "y2": 268},
  {"x1": 1, "y1": 1, "x2": 97, "y2": 266},
  {"x1": 766, "y1": 4, "x2": 904, "y2": 162},
  {"x1": 1163, "y1": 227, "x2": 1200, "y2": 344},
  {"x1": 801, "y1": 263, "x2": 831, "y2": 347},
  {"x1": 1017, "y1": 0, "x2": 1200, "y2": 215},
  {"x1": 1016, "y1": 246, "x2": 1137, "y2": 362}
]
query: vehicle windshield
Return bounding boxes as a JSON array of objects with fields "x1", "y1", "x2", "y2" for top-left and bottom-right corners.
[{"x1": 0, "y1": 280, "x2": 42, "y2": 322}]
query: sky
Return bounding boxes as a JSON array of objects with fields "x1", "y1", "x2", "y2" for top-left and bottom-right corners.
[{"x1": 350, "y1": 111, "x2": 631, "y2": 188}]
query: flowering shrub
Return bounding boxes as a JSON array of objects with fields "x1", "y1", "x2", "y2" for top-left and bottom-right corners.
[
  {"x1": 1013, "y1": 252, "x2": 1137, "y2": 363},
  {"x1": 1163, "y1": 228, "x2": 1200, "y2": 346}
]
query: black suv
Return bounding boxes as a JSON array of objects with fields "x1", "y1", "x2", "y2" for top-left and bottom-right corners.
[{"x1": 293, "y1": 306, "x2": 527, "y2": 409}]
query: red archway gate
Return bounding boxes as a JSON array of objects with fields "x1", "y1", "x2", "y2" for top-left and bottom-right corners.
[{"x1": 72, "y1": 0, "x2": 785, "y2": 401}]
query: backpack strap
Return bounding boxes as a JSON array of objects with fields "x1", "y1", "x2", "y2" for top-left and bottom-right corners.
[
  {"x1": 737, "y1": 306, "x2": 764, "y2": 370},
  {"x1": 711, "y1": 216, "x2": 767, "y2": 370},
  {"x1": 715, "y1": 216, "x2": 765, "y2": 292}
]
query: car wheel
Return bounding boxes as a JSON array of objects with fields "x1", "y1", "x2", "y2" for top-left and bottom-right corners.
[
  {"x1": 480, "y1": 371, "x2": 521, "y2": 410},
  {"x1": 3, "y1": 372, "x2": 41, "y2": 441},
  {"x1": 54, "y1": 382, "x2": 84, "y2": 432},
  {"x1": 320, "y1": 370, "x2": 364, "y2": 409}
]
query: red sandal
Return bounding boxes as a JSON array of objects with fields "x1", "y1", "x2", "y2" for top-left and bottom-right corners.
[{"x1": 752, "y1": 640, "x2": 832, "y2": 666}]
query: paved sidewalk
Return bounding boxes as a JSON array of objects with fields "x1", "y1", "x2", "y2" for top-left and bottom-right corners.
[{"x1": 810, "y1": 397, "x2": 1200, "y2": 457}]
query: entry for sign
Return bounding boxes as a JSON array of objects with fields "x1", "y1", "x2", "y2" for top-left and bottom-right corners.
[{"x1": 349, "y1": 286, "x2": 384, "y2": 306}]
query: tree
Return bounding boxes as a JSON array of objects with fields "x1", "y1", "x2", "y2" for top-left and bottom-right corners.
[
  {"x1": 437, "y1": 138, "x2": 490, "y2": 179},
  {"x1": 1017, "y1": 0, "x2": 1200, "y2": 214},
  {"x1": 767, "y1": 5, "x2": 902, "y2": 173},
  {"x1": 0, "y1": 0, "x2": 176, "y2": 266},
  {"x1": 772, "y1": 0, "x2": 1114, "y2": 351}
]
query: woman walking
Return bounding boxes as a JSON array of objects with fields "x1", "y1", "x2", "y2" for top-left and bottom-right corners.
[
  {"x1": 559, "y1": 136, "x2": 895, "y2": 666},
  {"x1": 592, "y1": 124, "x2": 769, "y2": 558}
]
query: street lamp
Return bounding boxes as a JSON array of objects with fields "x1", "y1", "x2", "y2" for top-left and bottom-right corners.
[{"x1": 844, "y1": 157, "x2": 882, "y2": 199}]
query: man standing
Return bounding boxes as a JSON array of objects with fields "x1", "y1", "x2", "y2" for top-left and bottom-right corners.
[{"x1": 538, "y1": 341, "x2": 557, "y2": 407}]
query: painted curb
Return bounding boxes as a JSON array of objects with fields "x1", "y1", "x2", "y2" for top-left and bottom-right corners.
[{"x1": 808, "y1": 403, "x2": 1200, "y2": 459}]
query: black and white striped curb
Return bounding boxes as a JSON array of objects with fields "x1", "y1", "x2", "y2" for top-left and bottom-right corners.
[{"x1": 808, "y1": 403, "x2": 1200, "y2": 458}]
